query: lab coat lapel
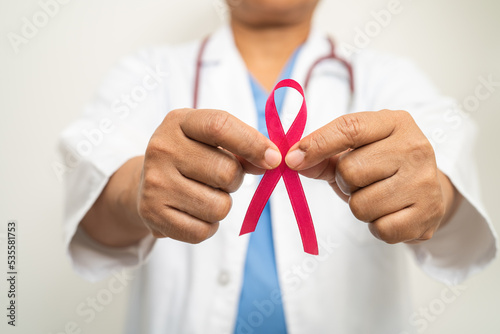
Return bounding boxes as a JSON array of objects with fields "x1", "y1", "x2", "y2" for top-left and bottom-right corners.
[
  {"x1": 279, "y1": 26, "x2": 332, "y2": 133},
  {"x1": 192, "y1": 26, "x2": 258, "y2": 330},
  {"x1": 196, "y1": 25, "x2": 258, "y2": 129},
  {"x1": 198, "y1": 24, "x2": 259, "y2": 244}
]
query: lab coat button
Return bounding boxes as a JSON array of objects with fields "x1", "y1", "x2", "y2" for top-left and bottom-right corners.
[{"x1": 217, "y1": 270, "x2": 230, "y2": 286}]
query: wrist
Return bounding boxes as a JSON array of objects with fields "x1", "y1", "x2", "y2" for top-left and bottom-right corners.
[
  {"x1": 119, "y1": 156, "x2": 149, "y2": 235},
  {"x1": 437, "y1": 170, "x2": 462, "y2": 229}
]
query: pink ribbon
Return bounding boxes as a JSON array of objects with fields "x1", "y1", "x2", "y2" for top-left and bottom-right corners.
[{"x1": 240, "y1": 79, "x2": 319, "y2": 255}]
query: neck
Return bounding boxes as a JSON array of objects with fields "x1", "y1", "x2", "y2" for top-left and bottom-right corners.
[{"x1": 230, "y1": 18, "x2": 312, "y2": 92}]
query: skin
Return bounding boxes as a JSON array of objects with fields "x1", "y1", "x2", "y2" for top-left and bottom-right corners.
[{"x1": 81, "y1": 0, "x2": 460, "y2": 248}]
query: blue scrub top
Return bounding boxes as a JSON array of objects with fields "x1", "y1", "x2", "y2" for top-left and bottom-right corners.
[{"x1": 233, "y1": 47, "x2": 301, "y2": 334}]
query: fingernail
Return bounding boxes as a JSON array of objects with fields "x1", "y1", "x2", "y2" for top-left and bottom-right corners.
[
  {"x1": 264, "y1": 148, "x2": 282, "y2": 168},
  {"x1": 286, "y1": 149, "x2": 305, "y2": 169}
]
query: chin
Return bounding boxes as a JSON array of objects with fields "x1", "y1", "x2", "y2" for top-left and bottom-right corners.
[{"x1": 230, "y1": 0, "x2": 319, "y2": 27}]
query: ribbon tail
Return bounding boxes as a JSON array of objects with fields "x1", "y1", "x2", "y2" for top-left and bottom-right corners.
[
  {"x1": 282, "y1": 169, "x2": 319, "y2": 255},
  {"x1": 240, "y1": 168, "x2": 282, "y2": 236}
]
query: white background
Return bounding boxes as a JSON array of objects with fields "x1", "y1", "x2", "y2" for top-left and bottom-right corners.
[{"x1": 0, "y1": 0, "x2": 499, "y2": 333}]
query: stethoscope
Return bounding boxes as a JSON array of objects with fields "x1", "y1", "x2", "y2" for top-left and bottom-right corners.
[{"x1": 192, "y1": 35, "x2": 354, "y2": 109}]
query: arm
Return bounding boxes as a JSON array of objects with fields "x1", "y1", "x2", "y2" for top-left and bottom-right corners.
[
  {"x1": 80, "y1": 156, "x2": 147, "y2": 247},
  {"x1": 80, "y1": 108, "x2": 281, "y2": 248},
  {"x1": 289, "y1": 54, "x2": 496, "y2": 284},
  {"x1": 285, "y1": 109, "x2": 461, "y2": 244}
]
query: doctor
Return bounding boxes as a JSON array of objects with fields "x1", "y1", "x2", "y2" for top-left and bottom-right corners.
[{"x1": 61, "y1": 0, "x2": 496, "y2": 333}]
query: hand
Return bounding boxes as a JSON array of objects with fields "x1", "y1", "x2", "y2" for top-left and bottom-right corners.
[
  {"x1": 285, "y1": 109, "x2": 457, "y2": 244},
  {"x1": 137, "y1": 108, "x2": 282, "y2": 243}
]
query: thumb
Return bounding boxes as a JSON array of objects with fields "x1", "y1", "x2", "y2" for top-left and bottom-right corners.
[
  {"x1": 294, "y1": 151, "x2": 350, "y2": 203},
  {"x1": 285, "y1": 111, "x2": 396, "y2": 170}
]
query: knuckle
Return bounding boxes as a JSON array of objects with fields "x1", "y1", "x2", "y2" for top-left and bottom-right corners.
[
  {"x1": 380, "y1": 229, "x2": 399, "y2": 244},
  {"x1": 161, "y1": 108, "x2": 189, "y2": 132},
  {"x1": 145, "y1": 136, "x2": 175, "y2": 162},
  {"x1": 142, "y1": 169, "x2": 166, "y2": 190},
  {"x1": 188, "y1": 227, "x2": 211, "y2": 244},
  {"x1": 383, "y1": 238, "x2": 400, "y2": 245},
  {"x1": 137, "y1": 185, "x2": 161, "y2": 222},
  {"x1": 421, "y1": 167, "x2": 438, "y2": 185},
  {"x1": 336, "y1": 155, "x2": 360, "y2": 185},
  {"x1": 215, "y1": 158, "x2": 243, "y2": 190},
  {"x1": 408, "y1": 140, "x2": 435, "y2": 167},
  {"x1": 371, "y1": 222, "x2": 399, "y2": 244},
  {"x1": 150, "y1": 216, "x2": 176, "y2": 240},
  {"x1": 349, "y1": 194, "x2": 369, "y2": 222},
  {"x1": 336, "y1": 115, "x2": 363, "y2": 147},
  {"x1": 141, "y1": 208, "x2": 172, "y2": 240},
  {"x1": 145, "y1": 137, "x2": 162, "y2": 155},
  {"x1": 234, "y1": 127, "x2": 262, "y2": 159},
  {"x1": 211, "y1": 193, "x2": 233, "y2": 221},
  {"x1": 386, "y1": 109, "x2": 414, "y2": 126},
  {"x1": 166, "y1": 108, "x2": 188, "y2": 120},
  {"x1": 205, "y1": 110, "x2": 231, "y2": 139},
  {"x1": 159, "y1": 209, "x2": 200, "y2": 243},
  {"x1": 394, "y1": 109, "x2": 413, "y2": 121},
  {"x1": 307, "y1": 131, "x2": 330, "y2": 153},
  {"x1": 151, "y1": 230, "x2": 166, "y2": 239},
  {"x1": 419, "y1": 230, "x2": 435, "y2": 242}
]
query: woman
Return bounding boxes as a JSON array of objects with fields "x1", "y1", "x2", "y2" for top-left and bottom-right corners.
[{"x1": 60, "y1": 0, "x2": 496, "y2": 333}]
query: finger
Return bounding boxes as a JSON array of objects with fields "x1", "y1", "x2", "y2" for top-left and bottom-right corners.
[
  {"x1": 234, "y1": 155, "x2": 267, "y2": 175},
  {"x1": 180, "y1": 109, "x2": 281, "y2": 169},
  {"x1": 176, "y1": 141, "x2": 245, "y2": 193},
  {"x1": 148, "y1": 206, "x2": 220, "y2": 244},
  {"x1": 330, "y1": 180, "x2": 350, "y2": 203},
  {"x1": 368, "y1": 206, "x2": 434, "y2": 244},
  {"x1": 294, "y1": 151, "x2": 348, "y2": 202},
  {"x1": 169, "y1": 172, "x2": 233, "y2": 224},
  {"x1": 348, "y1": 174, "x2": 414, "y2": 223},
  {"x1": 220, "y1": 149, "x2": 266, "y2": 175},
  {"x1": 286, "y1": 110, "x2": 408, "y2": 170},
  {"x1": 295, "y1": 151, "x2": 344, "y2": 182},
  {"x1": 335, "y1": 139, "x2": 400, "y2": 195}
]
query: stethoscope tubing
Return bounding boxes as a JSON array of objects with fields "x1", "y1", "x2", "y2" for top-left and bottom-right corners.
[{"x1": 192, "y1": 35, "x2": 354, "y2": 109}]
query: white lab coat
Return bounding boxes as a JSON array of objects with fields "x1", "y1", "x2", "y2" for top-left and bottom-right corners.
[{"x1": 60, "y1": 25, "x2": 497, "y2": 334}]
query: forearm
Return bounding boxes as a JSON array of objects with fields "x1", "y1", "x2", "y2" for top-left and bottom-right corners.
[{"x1": 80, "y1": 156, "x2": 150, "y2": 247}]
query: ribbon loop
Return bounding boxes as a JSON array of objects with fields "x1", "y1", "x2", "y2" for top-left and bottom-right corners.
[{"x1": 240, "y1": 79, "x2": 319, "y2": 255}]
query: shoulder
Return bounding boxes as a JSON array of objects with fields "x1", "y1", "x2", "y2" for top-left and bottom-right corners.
[
  {"x1": 346, "y1": 48, "x2": 423, "y2": 83},
  {"x1": 340, "y1": 48, "x2": 441, "y2": 108},
  {"x1": 108, "y1": 39, "x2": 200, "y2": 77},
  {"x1": 94, "y1": 39, "x2": 202, "y2": 99}
]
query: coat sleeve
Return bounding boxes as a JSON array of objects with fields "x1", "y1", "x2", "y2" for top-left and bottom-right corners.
[
  {"x1": 58, "y1": 48, "x2": 170, "y2": 282},
  {"x1": 355, "y1": 51, "x2": 497, "y2": 285}
]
